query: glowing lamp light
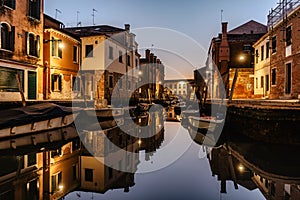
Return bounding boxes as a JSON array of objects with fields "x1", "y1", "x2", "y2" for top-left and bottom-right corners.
[
  {"x1": 59, "y1": 185, "x2": 64, "y2": 190},
  {"x1": 238, "y1": 164, "x2": 245, "y2": 172},
  {"x1": 58, "y1": 42, "x2": 64, "y2": 49},
  {"x1": 138, "y1": 139, "x2": 142, "y2": 145},
  {"x1": 239, "y1": 55, "x2": 245, "y2": 61}
]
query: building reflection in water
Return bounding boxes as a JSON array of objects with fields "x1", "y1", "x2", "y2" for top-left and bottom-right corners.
[
  {"x1": 187, "y1": 125, "x2": 300, "y2": 200},
  {"x1": 0, "y1": 109, "x2": 164, "y2": 200}
]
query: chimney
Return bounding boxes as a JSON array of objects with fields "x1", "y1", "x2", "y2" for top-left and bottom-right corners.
[
  {"x1": 125, "y1": 24, "x2": 130, "y2": 31},
  {"x1": 219, "y1": 22, "x2": 230, "y2": 62},
  {"x1": 150, "y1": 53, "x2": 154, "y2": 63},
  {"x1": 153, "y1": 56, "x2": 157, "y2": 64},
  {"x1": 145, "y1": 49, "x2": 151, "y2": 62}
]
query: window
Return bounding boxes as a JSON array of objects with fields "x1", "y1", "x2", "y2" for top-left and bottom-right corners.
[
  {"x1": 256, "y1": 78, "x2": 258, "y2": 89},
  {"x1": 72, "y1": 165, "x2": 77, "y2": 181},
  {"x1": 108, "y1": 167, "x2": 113, "y2": 179},
  {"x1": 174, "y1": 84, "x2": 177, "y2": 89},
  {"x1": 1, "y1": 23, "x2": 15, "y2": 51},
  {"x1": 255, "y1": 49, "x2": 259, "y2": 63},
  {"x1": 28, "y1": 0, "x2": 40, "y2": 20},
  {"x1": 271, "y1": 68, "x2": 276, "y2": 85},
  {"x1": 109, "y1": 46, "x2": 113, "y2": 59},
  {"x1": 85, "y1": 168, "x2": 93, "y2": 182},
  {"x1": 72, "y1": 76, "x2": 80, "y2": 91},
  {"x1": 73, "y1": 46, "x2": 78, "y2": 63},
  {"x1": 261, "y1": 45, "x2": 264, "y2": 61},
  {"x1": 51, "y1": 172, "x2": 62, "y2": 193},
  {"x1": 3, "y1": 0, "x2": 16, "y2": 9},
  {"x1": 119, "y1": 51, "x2": 123, "y2": 63},
  {"x1": 266, "y1": 42, "x2": 270, "y2": 58},
  {"x1": 286, "y1": 26, "x2": 292, "y2": 46},
  {"x1": 243, "y1": 44, "x2": 252, "y2": 52},
  {"x1": 85, "y1": 45, "x2": 93, "y2": 57},
  {"x1": 127, "y1": 55, "x2": 131, "y2": 66},
  {"x1": 0, "y1": 67, "x2": 23, "y2": 92},
  {"x1": 178, "y1": 84, "x2": 181, "y2": 89},
  {"x1": 51, "y1": 74, "x2": 62, "y2": 92},
  {"x1": 26, "y1": 179, "x2": 39, "y2": 200},
  {"x1": 272, "y1": 36, "x2": 277, "y2": 54},
  {"x1": 261, "y1": 76, "x2": 264, "y2": 89},
  {"x1": 27, "y1": 33, "x2": 40, "y2": 57},
  {"x1": 51, "y1": 37, "x2": 62, "y2": 58},
  {"x1": 27, "y1": 153, "x2": 37, "y2": 166},
  {"x1": 108, "y1": 75, "x2": 113, "y2": 88}
]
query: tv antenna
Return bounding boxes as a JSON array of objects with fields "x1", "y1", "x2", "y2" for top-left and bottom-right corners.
[
  {"x1": 92, "y1": 8, "x2": 98, "y2": 25},
  {"x1": 221, "y1": 9, "x2": 224, "y2": 23},
  {"x1": 77, "y1": 11, "x2": 81, "y2": 27},
  {"x1": 55, "y1": 9, "x2": 62, "y2": 19}
]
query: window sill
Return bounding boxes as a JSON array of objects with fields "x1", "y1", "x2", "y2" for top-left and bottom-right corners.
[
  {"x1": 52, "y1": 56, "x2": 62, "y2": 60},
  {"x1": 27, "y1": 16, "x2": 41, "y2": 24},
  {"x1": 2, "y1": 5, "x2": 14, "y2": 11},
  {"x1": 0, "y1": 48, "x2": 13, "y2": 53},
  {"x1": 27, "y1": 54, "x2": 39, "y2": 59}
]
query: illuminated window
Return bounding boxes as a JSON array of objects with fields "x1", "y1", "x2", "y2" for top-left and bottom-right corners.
[{"x1": 51, "y1": 37, "x2": 62, "y2": 58}]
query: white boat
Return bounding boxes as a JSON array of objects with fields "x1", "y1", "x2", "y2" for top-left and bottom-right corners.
[
  {"x1": 188, "y1": 116, "x2": 224, "y2": 132},
  {"x1": 0, "y1": 125, "x2": 78, "y2": 150},
  {"x1": 0, "y1": 103, "x2": 80, "y2": 139}
]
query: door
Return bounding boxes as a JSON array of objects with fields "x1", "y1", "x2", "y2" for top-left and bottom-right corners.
[
  {"x1": 28, "y1": 71, "x2": 37, "y2": 100},
  {"x1": 285, "y1": 63, "x2": 292, "y2": 94}
]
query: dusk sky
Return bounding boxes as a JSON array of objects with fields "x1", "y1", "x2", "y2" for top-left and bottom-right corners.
[{"x1": 45, "y1": 0, "x2": 277, "y2": 79}]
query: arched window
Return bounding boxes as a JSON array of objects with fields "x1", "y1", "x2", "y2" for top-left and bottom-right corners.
[{"x1": 0, "y1": 23, "x2": 14, "y2": 51}]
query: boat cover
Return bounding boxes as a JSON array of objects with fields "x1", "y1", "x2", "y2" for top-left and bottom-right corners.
[{"x1": 0, "y1": 103, "x2": 74, "y2": 128}]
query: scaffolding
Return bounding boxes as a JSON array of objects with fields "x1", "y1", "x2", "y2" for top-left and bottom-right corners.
[{"x1": 267, "y1": 0, "x2": 300, "y2": 29}]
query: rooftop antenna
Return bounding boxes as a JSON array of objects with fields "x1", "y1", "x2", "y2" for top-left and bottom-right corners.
[
  {"x1": 55, "y1": 9, "x2": 62, "y2": 19},
  {"x1": 92, "y1": 8, "x2": 98, "y2": 25},
  {"x1": 221, "y1": 9, "x2": 224, "y2": 23},
  {"x1": 77, "y1": 11, "x2": 81, "y2": 27}
]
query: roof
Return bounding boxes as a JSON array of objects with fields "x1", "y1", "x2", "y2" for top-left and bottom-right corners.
[
  {"x1": 228, "y1": 20, "x2": 267, "y2": 35},
  {"x1": 65, "y1": 25, "x2": 126, "y2": 37}
]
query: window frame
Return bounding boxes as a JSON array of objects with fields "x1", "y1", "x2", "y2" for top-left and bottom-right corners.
[{"x1": 85, "y1": 44, "x2": 93, "y2": 58}]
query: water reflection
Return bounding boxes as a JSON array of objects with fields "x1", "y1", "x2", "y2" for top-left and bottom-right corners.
[
  {"x1": 188, "y1": 123, "x2": 300, "y2": 200},
  {"x1": 0, "y1": 108, "x2": 164, "y2": 200},
  {"x1": 2, "y1": 105, "x2": 300, "y2": 200}
]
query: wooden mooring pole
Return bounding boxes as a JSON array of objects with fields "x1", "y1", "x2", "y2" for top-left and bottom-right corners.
[{"x1": 16, "y1": 74, "x2": 26, "y2": 107}]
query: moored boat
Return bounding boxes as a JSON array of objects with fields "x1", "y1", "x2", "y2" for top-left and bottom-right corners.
[
  {"x1": 0, "y1": 103, "x2": 80, "y2": 139},
  {"x1": 188, "y1": 116, "x2": 224, "y2": 132}
]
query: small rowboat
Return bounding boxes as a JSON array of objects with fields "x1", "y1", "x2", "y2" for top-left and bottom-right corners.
[
  {"x1": 0, "y1": 103, "x2": 80, "y2": 139},
  {"x1": 188, "y1": 116, "x2": 224, "y2": 132}
]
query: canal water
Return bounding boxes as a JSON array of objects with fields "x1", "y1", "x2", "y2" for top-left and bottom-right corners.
[{"x1": 2, "y1": 107, "x2": 298, "y2": 200}]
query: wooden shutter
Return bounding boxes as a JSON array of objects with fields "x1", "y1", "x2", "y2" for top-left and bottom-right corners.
[
  {"x1": 26, "y1": 32, "x2": 29, "y2": 55},
  {"x1": 36, "y1": 35, "x2": 40, "y2": 57},
  {"x1": 10, "y1": 26, "x2": 15, "y2": 52}
]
